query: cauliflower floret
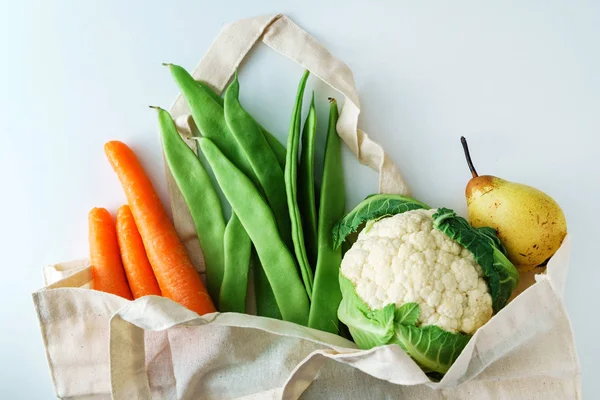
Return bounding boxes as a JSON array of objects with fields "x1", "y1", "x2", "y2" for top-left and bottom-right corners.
[{"x1": 341, "y1": 208, "x2": 492, "y2": 334}]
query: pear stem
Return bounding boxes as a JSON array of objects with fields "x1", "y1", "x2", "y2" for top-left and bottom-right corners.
[{"x1": 460, "y1": 136, "x2": 479, "y2": 178}]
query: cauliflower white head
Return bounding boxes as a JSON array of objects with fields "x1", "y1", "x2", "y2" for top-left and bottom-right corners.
[{"x1": 341, "y1": 208, "x2": 493, "y2": 334}]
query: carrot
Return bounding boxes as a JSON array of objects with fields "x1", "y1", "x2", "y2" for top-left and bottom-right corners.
[
  {"x1": 104, "y1": 140, "x2": 215, "y2": 315},
  {"x1": 89, "y1": 207, "x2": 133, "y2": 300},
  {"x1": 116, "y1": 205, "x2": 162, "y2": 299}
]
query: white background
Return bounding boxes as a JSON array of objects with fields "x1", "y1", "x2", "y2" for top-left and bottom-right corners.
[{"x1": 2, "y1": 0, "x2": 598, "y2": 398}]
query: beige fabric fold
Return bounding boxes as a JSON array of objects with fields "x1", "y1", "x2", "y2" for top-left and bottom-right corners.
[{"x1": 32, "y1": 14, "x2": 580, "y2": 400}]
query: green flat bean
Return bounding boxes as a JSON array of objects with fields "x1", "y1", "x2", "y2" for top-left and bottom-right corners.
[
  {"x1": 285, "y1": 70, "x2": 314, "y2": 299},
  {"x1": 196, "y1": 79, "x2": 286, "y2": 169},
  {"x1": 196, "y1": 80, "x2": 224, "y2": 106},
  {"x1": 198, "y1": 137, "x2": 310, "y2": 325},
  {"x1": 171, "y1": 64, "x2": 284, "y2": 315},
  {"x1": 253, "y1": 251, "x2": 283, "y2": 319},
  {"x1": 219, "y1": 213, "x2": 252, "y2": 313},
  {"x1": 299, "y1": 94, "x2": 318, "y2": 267},
  {"x1": 168, "y1": 64, "x2": 253, "y2": 178},
  {"x1": 308, "y1": 99, "x2": 345, "y2": 333},
  {"x1": 168, "y1": 65, "x2": 255, "y2": 310},
  {"x1": 154, "y1": 107, "x2": 226, "y2": 302},
  {"x1": 263, "y1": 131, "x2": 287, "y2": 169},
  {"x1": 224, "y1": 74, "x2": 291, "y2": 247}
]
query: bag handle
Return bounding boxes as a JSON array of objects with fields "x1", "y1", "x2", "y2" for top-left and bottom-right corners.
[
  {"x1": 171, "y1": 14, "x2": 410, "y2": 195},
  {"x1": 165, "y1": 14, "x2": 412, "y2": 271}
]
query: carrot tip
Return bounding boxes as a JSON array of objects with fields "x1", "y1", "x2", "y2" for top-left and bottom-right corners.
[
  {"x1": 104, "y1": 140, "x2": 124, "y2": 150},
  {"x1": 89, "y1": 207, "x2": 111, "y2": 219},
  {"x1": 116, "y1": 204, "x2": 129, "y2": 214}
]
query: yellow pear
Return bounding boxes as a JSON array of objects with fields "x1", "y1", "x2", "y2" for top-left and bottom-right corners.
[{"x1": 461, "y1": 137, "x2": 567, "y2": 269}]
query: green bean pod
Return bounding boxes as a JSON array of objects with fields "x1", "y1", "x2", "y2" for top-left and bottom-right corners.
[
  {"x1": 154, "y1": 107, "x2": 226, "y2": 302},
  {"x1": 262, "y1": 130, "x2": 287, "y2": 169},
  {"x1": 168, "y1": 66, "x2": 257, "y2": 310},
  {"x1": 298, "y1": 94, "x2": 318, "y2": 267},
  {"x1": 198, "y1": 137, "x2": 310, "y2": 325},
  {"x1": 168, "y1": 64, "x2": 253, "y2": 179},
  {"x1": 285, "y1": 70, "x2": 314, "y2": 299},
  {"x1": 219, "y1": 213, "x2": 252, "y2": 313},
  {"x1": 170, "y1": 64, "x2": 281, "y2": 314},
  {"x1": 196, "y1": 80, "x2": 224, "y2": 106},
  {"x1": 196, "y1": 78, "x2": 286, "y2": 169},
  {"x1": 224, "y1": 74, "x2": 291, "y2": 247},
  {"x1": 308, "y1": 99, "x2": 345, "y2": 333},
  {"x1": 253, "y1": 251, "x2": 283, "y2": 319}
]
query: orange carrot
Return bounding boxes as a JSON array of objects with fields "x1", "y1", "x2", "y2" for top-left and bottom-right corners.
[
  {"x1": 104, "y1": 141, "x2": 215, "y2": 314},
  {"x1": 89, "y1": 207, "x2": 133, "y2": 300},
  {"x1": 116, "y1": 205, "x2": 162, "y2": 299}
]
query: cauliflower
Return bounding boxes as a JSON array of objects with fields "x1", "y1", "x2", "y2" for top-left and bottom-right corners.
[
  {"x1": 334, "y1": 194, "x2": 519, "y2": 374},
  {"x1": 341, "y1": 209, "x2": 492, "y2": 334}
]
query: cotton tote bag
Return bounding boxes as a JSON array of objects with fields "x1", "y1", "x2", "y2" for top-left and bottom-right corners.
[{"x1": 33, "y1": 14, "x2": 580, "y2": 400}]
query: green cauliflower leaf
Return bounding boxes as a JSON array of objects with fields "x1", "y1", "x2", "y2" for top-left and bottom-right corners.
[
  {"x1": 332, "y1": 194, "x2": 429, "y2": 249},
  {"x1": 432, "y1": 208, "x2": 519, "y2": 313}
]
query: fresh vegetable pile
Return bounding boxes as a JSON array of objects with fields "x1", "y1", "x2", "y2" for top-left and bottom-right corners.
[
  {"x1": 85, "y1": 64, "x2": 568, "y2": 376},
  {"x1": 91, "y1": 67, "x2": 346, "y2": 333}
]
